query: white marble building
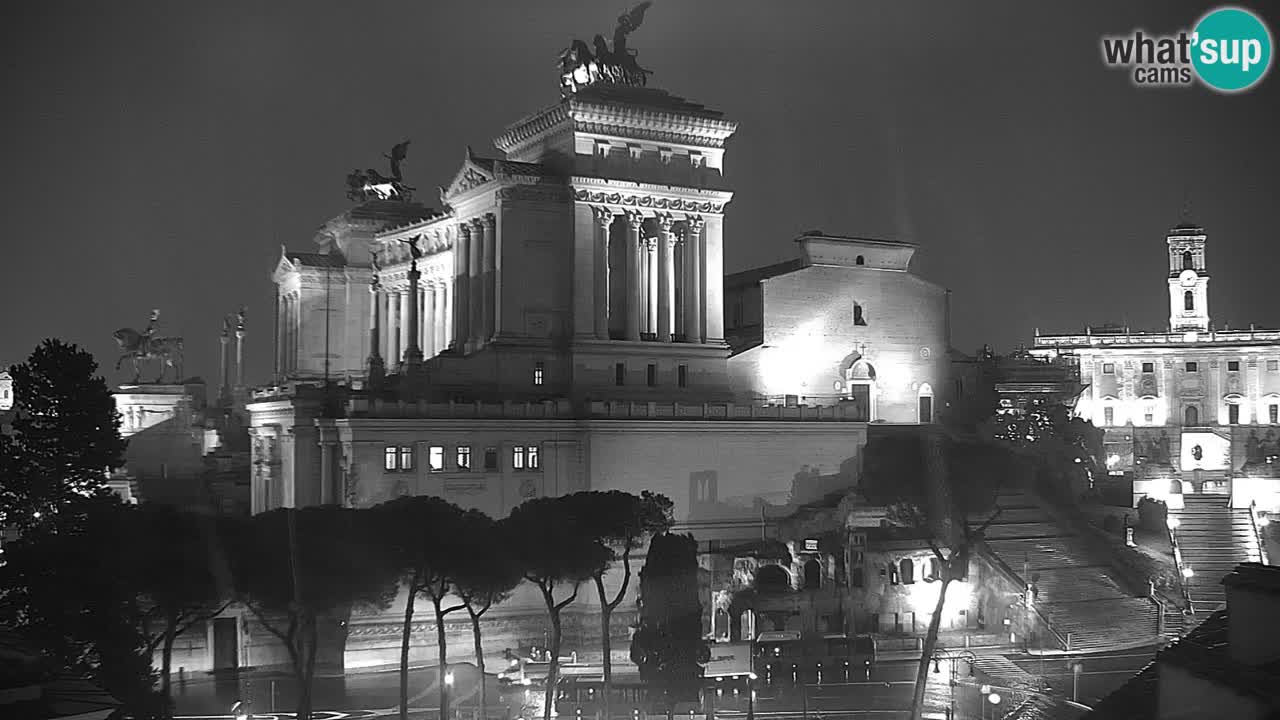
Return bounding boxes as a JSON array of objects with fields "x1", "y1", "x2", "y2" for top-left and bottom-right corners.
[{"x1": 1031, "y1": 223, "x2": 1280, "y2": 511}]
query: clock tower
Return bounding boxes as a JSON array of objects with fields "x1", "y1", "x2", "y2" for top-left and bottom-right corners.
[{"x1": 1167, "y1": 223, "x2": 1209, "y2": 332}]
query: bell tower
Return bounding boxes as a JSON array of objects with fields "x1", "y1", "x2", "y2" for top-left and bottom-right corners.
[{"x1": 1167, "y1": 223, "x2": 1209, "y2": 332}]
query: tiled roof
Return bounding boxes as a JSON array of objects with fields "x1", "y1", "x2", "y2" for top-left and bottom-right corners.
[{"x1": 1084, "y1": 662, "x2": 1158, "y2": 720}]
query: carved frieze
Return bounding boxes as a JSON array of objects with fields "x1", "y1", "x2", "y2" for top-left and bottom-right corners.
[
  {"x1": 573, "y1": 189, "x2": 725, "y2": 214},
  {"x1": 497, "y1": 185, "x2": 573, "y2": 203}
]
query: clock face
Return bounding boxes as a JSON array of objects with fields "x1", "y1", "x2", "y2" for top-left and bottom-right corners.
[{"x1": 1179, "y1": 269, "x2": 1198, "y2": 287}]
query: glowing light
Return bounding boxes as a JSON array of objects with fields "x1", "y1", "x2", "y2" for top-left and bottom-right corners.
[
  {"x1": 1258, "y1": 514, "x2": 1270, "y2": 527},
  {"x1": 445, "y1": 671, "x2": 455, "y2": 686},
  {"x1": 747, "y1": 672, "x2": 757, "y2": 680},
  {"x1": 1107, "y1": 454, "x2": 1121, "y2": 468},
  {"x1": 988, "y1": 693, "x2": 1002, "y2": 705},
  {"x1": 1182, "y1": 566, "x2": 1195, "y2": 578},
  {"x1": 1167, "y1": 517, "x2": 1180, "y2": 530}
]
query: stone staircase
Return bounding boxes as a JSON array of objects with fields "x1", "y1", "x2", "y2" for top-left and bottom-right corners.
[
  {"x1": 1171, "y1": 493, "x2": 1262, "y2": 621},
  {"x1": 977, "y1": 492, "x2": 1161, "y2": 652}
]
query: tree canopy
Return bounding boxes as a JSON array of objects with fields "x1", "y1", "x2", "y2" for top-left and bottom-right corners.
[{"x1": 630, "y1": 533, "x2": 708, "y2": 717}]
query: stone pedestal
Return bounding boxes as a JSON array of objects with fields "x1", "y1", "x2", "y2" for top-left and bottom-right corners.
[{"x1": 113, "y1": 383, "x2": 209, "y2": 482}]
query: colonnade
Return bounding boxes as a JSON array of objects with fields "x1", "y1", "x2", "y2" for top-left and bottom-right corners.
[
  {"x1": 373, "y1": 279, "x2": 454, "y2": 365},
  {"x1": 593, "y1": 209, "x2": 708, "y2": 343}
]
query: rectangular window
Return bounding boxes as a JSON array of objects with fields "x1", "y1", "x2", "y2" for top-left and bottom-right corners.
[
  {"x1": 384, "y1": 446, "x2": 398, "y2": 471},
  {"x1": 1271, "y1": 405, "x2": 1278, "y2": 424},
  {"x1": 1102, "y1": 363, "x2": 1115, "y2": 374},
  {"x1": 615, "y1": 363, "x2": 625, "y2": 386},
  {"x1": 533, "y1": 362, "x2": 545, "y2": 386},
  {"x1": 1228, "y1": 360, "x2": 1241, "y2": 372},
  {"x1": 527, "y1": 445, "x2": 540, "y2": 470},
  {"x1": 513, "y1": 446, "x2": 526, "y2": 471},
  {"x1": 1142, "y1": 362, "x2": 1154, "y2": 373},
  {"x1": 1270, "y1": 360, "x2": 1279, "y2": 372},
  {"x1": 484, "y1": 447, "x2": 498, "y2": 470},
  {"x1": 399, "y1": 446, "x2": 415, "y2": 471},
  {"x1": 456, "y1": 445, "x2": 471, "y2": 471},
  {"x1": 678, "y1": 364, "x2": 688, "y2": 388},
  {"x1": 428, "y1": 446, "x2": 444, "y2": 472},
  {"x1": 1104, "y1": 407, "x2": 1115, "y2": 426},
  {"x1": 647, "y1": 363, "x2": 657, "y2": 387},
  {"x1": 1229, "y1": 404, "x2": 1240, "y2": 425},
  {"x1": 1144, "y1": 406, "x2": 1155, "y2": 424},
  {"x1": 1186, "y1": 361, "x2": 1199, "y2": 372}
]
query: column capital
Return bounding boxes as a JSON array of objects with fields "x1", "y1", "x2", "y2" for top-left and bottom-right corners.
[
  {"x1": 458, "y1": 222, "x2": 473, "y2": 238},
  {"x1": 657, "y1": 212, "x2": 676, "y2": 234},
  {"x1": 684, "y1": 214, "x2": 706, "y2": 234},
  {"x1": 483, "y1": 212, "x2": 496, "y2": 229},
  {"x1": 626, "y1": 210, "x2": 645, "y2": 230},
  {"x1": 593, "y1": 205, "x2": 615, "y2": 229},
  {"x1": 469, "y1": 216, "x2": 486, "y2": 231}
]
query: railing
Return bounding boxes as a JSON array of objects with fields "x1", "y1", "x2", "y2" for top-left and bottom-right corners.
[
  {"x1": 972, "y1": 543, "x2": 1070, "y2": 651},
  {"x1": 1250, "y1": 500, "x2": 1270, "y2": 566},
  {"x1": 1166, "y1": 520, "x2": 1195, "y2": 616},
  {"x1": 1034, "y1": 327, "x2": 1280, "y2": 348}
]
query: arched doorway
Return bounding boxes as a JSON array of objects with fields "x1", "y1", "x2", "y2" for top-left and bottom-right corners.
[
  {"x1": 844, "y1": 358, "x2": 877, "y2": 421},
  {"x1": 1184, "y1": 405, "x2": 1199, "y2": 426},
  {"x1": 918, "y1": 382, "x2": 934, "y2": 423}
]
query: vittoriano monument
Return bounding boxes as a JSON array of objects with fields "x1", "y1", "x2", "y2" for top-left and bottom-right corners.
[
  {"x1": 346, "y1": 140, "x2": 414, "y2": 202},
  {"x1": 559, "y1": 1, "x2": 653, "y2": 96},
  {"x1": 114, "y1": 309, "x2": 185, "y2": 384}
]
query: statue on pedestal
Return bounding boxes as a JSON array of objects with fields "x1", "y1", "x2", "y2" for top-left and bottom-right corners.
[{"x1": 113, "y1": 309, "x2": 184, "y2": 384}]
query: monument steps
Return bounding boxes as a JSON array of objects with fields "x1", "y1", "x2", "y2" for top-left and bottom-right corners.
[{"x1": 1172, "y1": 494, "x2": 1262, "y2": 623}]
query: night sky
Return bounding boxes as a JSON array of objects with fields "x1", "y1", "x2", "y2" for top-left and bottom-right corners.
[{"x1": 3, "y1": 1, "x2": 1277, "y2": 387}]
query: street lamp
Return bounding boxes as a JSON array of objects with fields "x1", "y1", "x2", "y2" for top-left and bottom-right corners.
[
  {"x1": 445, "y1": 670, "x2": 455, "y2": 720},
  {"x1": 932, "y1": 651, "x2": 976, "y2": 720},
  {"x1": 746, "y1": 672, "x2": 757, "y2": 720}
]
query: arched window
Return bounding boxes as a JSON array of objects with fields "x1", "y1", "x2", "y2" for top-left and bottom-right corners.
[
  {"x1": 853, "y1": 303, "x2": 867, "y2": 326},
  {"x1": 1183, "y1": 251, "x2": 1194, "y2": 270},
  {"x1": 1184, "y1": 291, "x2": 1194, "y2": 311},
  {"x1": 755, "y1": 565, "x2": 791, "y2": 594},
  {"x1": 855, "y1": 255, "x2": 865, "y2": 266},
  {"x1": 803, "y1": 559, "x2": 822, "y2": 590},
  {"x1": 899, "y1": 558, "x2": 915, "y2": 585},
  {"x1": 1185, "y1": 405, "x2": 1199, "y2": 426}
]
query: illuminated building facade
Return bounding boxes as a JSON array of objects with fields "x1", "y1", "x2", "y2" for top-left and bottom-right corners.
[
  {"x1": 1031, "y1": 223, "x2": 1280, "y2": 511},
  {"x1": 242, "y1": 50, "x2": 959, "y2": 672}
]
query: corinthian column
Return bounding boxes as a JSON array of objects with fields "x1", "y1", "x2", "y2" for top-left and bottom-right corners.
[
  {"x1": 625, "y1": 212, "x2": 643, "y2": 342},
  {"x1": 454, "y1": 224, "x2": 471, "y2": 350},
  {"x1": 367, "y1": 273, "x2": 385, "y2": 385},
  {"x1": 593, "y1": 207, "x2": 613, "y2": 340},
  {"x1": 657, "y1": 214, "x2": 676, "y2": 342},
  {"x1": 404, "y1": 261, "x2": 423, "y2": 369},
  {"x1": 423, "y1": 280, "x2": 436, "y2": 357},
  {"x1": 646, "y1": 238, "x2": 658, "y2": 337},
  {"x1": 398, "y1": 289, "x2": 411, "y2": 365},
  {"x1": 684, "y1": 216, "x2": 705, "y2": 343},
  {"x1": 468, "y1": 218, "x2": 484, "y2": 349},
  {"x1": 481, "y1": 213, "x2": 496, "y2": 343}
]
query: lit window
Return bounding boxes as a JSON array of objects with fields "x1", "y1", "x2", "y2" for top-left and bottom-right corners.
[
  {"x1": 1104, "y1": 407, "x2": 1115, "y2": 426},
  {"x1": 533, "y1": 362, "x2": 545, "y2": 386},
  {"x1": 647, "y1": 364, "x2": 657, "y2": 387},
  {"x1": 456, "y1": 446, "x2": 471, "y2": 471},
  {"x1": 1185, "y1": 362, "x2": 1199, "y2": 372},
  {"x1": 527, "y1": 445, "x2": 540, "y2": 470},
  {"x1": 484, "y1": 447, "x2": 498, "y2": 470},
  {"x1": 678, "y1": 365, "x2": 688, "y2": 388},
  {"x1": 428, "y1": 446, "x2": 444, "y2": 472},
  {"x1": 1102, "y1": 363, "x2": 1115, "y2": 374},
  {"x1": 399, "y1": 446, "x2": 414, "y2": 471},
  {"x1": 385, "y1": 447, "x2": 397, "y2": 471},
  {"x1": 1271, "y1": 405, "x2": 1278, "y2": 425},
  {"x1": 1142, "y1": 362, "x2": 1154, "y2": 373},
  {"x1": 1144, "y1": 405, "x2": 1155, "y2": 424},
  {"x1": 386, "y1": 445, "x2": 413, "y2": 472},
  {"x1": 513, "y1": 446, "x2": 526, "y2": 471}
]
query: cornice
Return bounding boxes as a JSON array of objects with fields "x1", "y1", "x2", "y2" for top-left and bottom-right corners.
[
  {"x1": 570, "y1": 178, "x2": 732, "y2": 215},
  {"x1": 568, "y1": 97, "x2": 737, "y2": 146},
  {"x1": 494, "y1": 103, "x2": 572, "y2": 155}
]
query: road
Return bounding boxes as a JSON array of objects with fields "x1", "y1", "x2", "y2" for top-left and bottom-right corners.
[{"x1": 1009, "y1": 647, "x2": 1158, "y2": 707}]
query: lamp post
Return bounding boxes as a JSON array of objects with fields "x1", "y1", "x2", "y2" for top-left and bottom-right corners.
[
  {"x1": 746, "y1": 672, "x2": 757, "y2": 720},
  {"x1": 445, "y1": 670, "x2": 456, "y2": 720},
  {"x1": 932, "y1": 650, "x2": 976, "y2": 720}
]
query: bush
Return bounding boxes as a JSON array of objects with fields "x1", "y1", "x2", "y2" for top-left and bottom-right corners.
[{"x1": 1137, "y1": 497, "x2": 1168, "y2": 533}]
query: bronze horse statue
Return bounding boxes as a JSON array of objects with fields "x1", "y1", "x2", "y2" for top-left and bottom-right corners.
[{"x1": 113, "y1": 327, "x2": 184, "y2": 384}]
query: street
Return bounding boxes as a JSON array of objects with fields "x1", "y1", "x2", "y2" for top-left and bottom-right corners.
[{"x1": 1010, "y1": 647, "x2": 1158, "y2": 707}]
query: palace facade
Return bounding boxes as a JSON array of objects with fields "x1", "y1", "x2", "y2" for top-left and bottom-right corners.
[{"x1": 1031, "y1": 223, "x2": 1280, "y2": 511}]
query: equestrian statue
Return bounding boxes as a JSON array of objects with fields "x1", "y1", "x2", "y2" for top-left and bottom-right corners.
[{"x1": 113, "y1": 309, "x2": 185, "y2": 384}]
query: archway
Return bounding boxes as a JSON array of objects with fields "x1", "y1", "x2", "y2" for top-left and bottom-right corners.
[
  {"x1": 803, "y1": 559, "x2": 821, "y2": 590},
  {"x1": 1184, "y1": 405, "x2": 1199, "y2": 426},
  {"x1": 844, "y1": 358, "x2": 878, "y2": 421},
  {"x1": 918, "y1": 382, "x2": 935, "y2": 423},
  {"x1": 755, "y1": 564, "x2": 791, "y2": 593}
]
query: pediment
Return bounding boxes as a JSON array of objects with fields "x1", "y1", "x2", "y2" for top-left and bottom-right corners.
[
  {"x1": 442, "y1": 147, "x2": 496, "y2": 200},
  {"x1": 272, "y1": 246, "x2": 298, "y2": 282}
]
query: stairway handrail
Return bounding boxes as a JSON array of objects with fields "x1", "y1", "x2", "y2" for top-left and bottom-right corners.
[
  {"x1": 1167, "y1": 520, "x2": 1195, "y2": 616},
  {"x1": 1250, "y1": 500, "x2": 1270, "y2": 566}
]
